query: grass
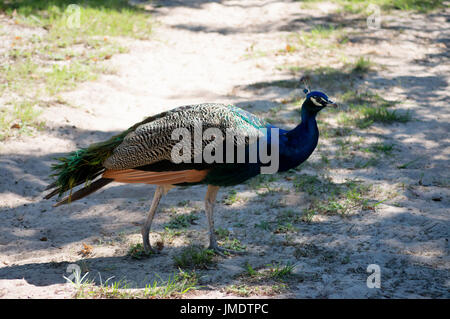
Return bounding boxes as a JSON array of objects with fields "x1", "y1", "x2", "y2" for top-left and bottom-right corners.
[
  {"x1": 160, "y1": 227, "x2": 182, "y2": 245},
  {"x1": 0, "y1": 100, "x2": 45, "y2": 140},
  {"x1": 247, "y1": 174, "x2": 278, "y2": 190},
  {"x1": 301, "y1": 209, "x2": 316, "y2": 223},
  {"x1": 307, "y1": 182, "x2": 375, "y2": 216},
  {"x1": 396, "y1": 156, "x2": 424, "y2": 169},
  {"x1": 350, "y1": 57, "x2": 374, "y2": 74},
  {"x1": 267, "y1": 262, "x2": 296, "y2": 280},
  {"x1": 44, "y1": 62, "x2": 99, "y2": 95},
  {"x1": 255, "y1": 220, "x2": 271, "y2": 231},
  {"x1": 253, "y1": 210, "x2": 302, "y2": 233},
  {"x1": 70, "y1": 269, "x2": 198, "y2": 298},
  {"x1": 164, "y1": 212, "x2": 199, "y2": 229},
  {"x1": 0, "y1": 0, "x2": 152, "y2": 140},
  {"x1": 293, "y1": 174, "x2": 336, "y2": 195},
  {"x1": 239, "y1": 262, "x2": 297, "y2": 283},
  {"x1": 300, "y1": 0, "x2": 446, "y2": 14},
  {"x1": 128, "y1": 243, "x2": 153, "y2": 259},
  {"x1": 288, "y1": 25, "x2": 347, "y2": 49},
  {"x1": 223, "y1": 189, "x2": 239, "y2": 205},
  {"x1": 0, "y1": 0, "x2": 152, "y2": 38},
  {"x1": 143, "y1": 270, "x2": 198, "y2": 298},
  {"x1": 354, "y1": 106, "x2": 411, "y2": 128},
  {"x1": 224, "y1": 283, "x2": 287, "y2": 297},
  {"x1": 273, "y1": 222, "x2": 297, "y2": 234},
  {"x1": 363, "y1": 142, "x2": 395, "y2": 155},
  {"x1": 173, "y1": 245, "x2": 215, "y2": 269},
  {"x1": 293, "y1": 175, "x2": 376, "y2": 216},
  {"x1": 336, "y1": 100, "x2": 411, "y2": 128},
  {"x1": 221, "y1": 237, "x2": 247, "y2": 252},
  {"x1": 275, "y1": 59, "x2": 375, "y2": 97},
  {"x1": 311, "y1": 88, "x2": 411, "y2": 130},
  {"x1": 339, "y1": 90, "x2": 400, "y2": 108},
  {"x1": 215, "y1": 227, "x2": 231, "y2": 239},
  {"x1": 223, "y1": 262, "x2": 298, "y2": 296}
]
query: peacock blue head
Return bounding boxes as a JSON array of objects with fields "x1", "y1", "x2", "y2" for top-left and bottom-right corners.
[{"x1": 302, "y1": 89, "x2": 337, "y2": 113}]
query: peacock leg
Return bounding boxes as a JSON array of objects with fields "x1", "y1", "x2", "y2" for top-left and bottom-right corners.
[
  {"x1": 141, "y1": 185, "x2": 164, "y2": 254},
  {"x1": 205, "y1": 185, "x2": 244, "y2": 256}
]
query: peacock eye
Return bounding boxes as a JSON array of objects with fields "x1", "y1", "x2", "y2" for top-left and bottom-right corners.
[{"x1": 310, "y1": 96, "x2": 322, "y2": 107}]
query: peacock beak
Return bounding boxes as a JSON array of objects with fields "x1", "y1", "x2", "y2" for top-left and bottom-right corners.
[{"x1": 326, "y1": 100, "x2": 338, "y2": 108}]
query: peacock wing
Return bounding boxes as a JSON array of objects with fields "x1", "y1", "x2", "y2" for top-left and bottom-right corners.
[{"x1": 103, "y1": 103, "x2": 268, "y2": 170}]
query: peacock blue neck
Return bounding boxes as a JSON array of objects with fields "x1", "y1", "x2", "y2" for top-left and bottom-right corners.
[{"x1": 277, "y1": 105, "x2": 319, "y2": 172}]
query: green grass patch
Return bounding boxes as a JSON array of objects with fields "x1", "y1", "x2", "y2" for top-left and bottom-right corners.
[
  {"x1": 339, "y1": 90, "x2": 400, "y2": 108},
  {"x1": 0, "y1": 0, "x2": 152, "y2": 38},
  {"x1": 350, "y1": 57, "x2": 374, "y2": 73},
  {"x1": 221, "y1": 237, "x2": 247, "y2": 252},
  {"x1": 0, "y1": 0, "x2": 152, "y2": 140},
  {"x1": 164, "y1": 212, "x2": 199, "y2": 229},
  {"x1": 288, "y1": 24, "x2": 347, "y2": 49},
  {"x1": 363, "y1": 142, "x2": 395, "y2": 155},
  {"x1": 397, "y1": 156, "x2": 424, "y2": 169},
  {"x1": 267, "y1": 262, "x2": 296, "y2": 280},
  {"x1": 0, "y1": 100, "x2": 45, "y2": 140},
  {"x1": 127, "y1": 243, "x2": 153, "y2": 259},
  {"x1": 247, "y1": 174, "x2": 278, "y2": 190},
  {"x1": 293, "y1": 174, "x2": 337, "y2": 195},
  {"x1": 298, "y1": 0, "x2": 445, "y2": 14},
  {"x1": 215, "y1": 227, "x2": 231, "y2": 240},
  {"x1": 356, "y1": 106, "x2": 411, "y2": 128},
  {"x1": 307, "y1": 180, "x2": 375, "y2": 216},
  {"x1": 160, "y1": 227, "x2": 182, "y2": 245},
  {"x1": 337, "y1": 103, "x2": 411, "y2": 128},
  {"x1": 143, "y1": 270, "x2": 198, "y2": 298},
  {"x1": 223, "y1": 189, "x2": 239, "y2": 205},
  {"x1": 293, "y1": 176, "x2": 376, "y2": 216},
  {"x1": 254, "y1": 220, "x2": 272, "y2": 231},
  {"x1": 333, "y1": 0, "x2": 445, "y2": 13},
  {"x1": 173, "y1": 245, "x2": 215, "y2": 269},
  {"x1": 240, "y1": 262, "x2": 297, "y2": 282},
  {"x1": 71, "y1": 269, "x2": 197, "y2": 299}
]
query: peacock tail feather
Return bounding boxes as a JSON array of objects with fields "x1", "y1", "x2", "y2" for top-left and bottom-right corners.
[
  {"x1": 46, "y1": 109, "x2": 171, "y2": 197},
  {"x1": 48, "y1": 132, "x2": 127, "y2": 197}
]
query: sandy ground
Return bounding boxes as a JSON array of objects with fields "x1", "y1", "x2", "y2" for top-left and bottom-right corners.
[{"x1": 0, "y1": 0, "x2": 449, "y2": 298}]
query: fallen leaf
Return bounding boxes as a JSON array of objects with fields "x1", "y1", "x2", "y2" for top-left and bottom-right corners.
[
  {"x1": 286, "y1": 44, "x2": 295, "y2": 52},
  {"x1": 79, "y1": 243, "x2": 93, "y2": 256}
]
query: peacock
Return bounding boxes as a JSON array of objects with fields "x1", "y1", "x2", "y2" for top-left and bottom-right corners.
[{"x1": 45, "y1": 86, "x2": 336, "y2": 255}]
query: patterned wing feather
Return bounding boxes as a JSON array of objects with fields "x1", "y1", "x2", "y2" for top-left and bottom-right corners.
[{"x1": 104, "y1": 103, "x2": 268, "y2": 170}]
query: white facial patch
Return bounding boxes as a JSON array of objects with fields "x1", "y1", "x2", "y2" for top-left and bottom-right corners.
[{"x1": 311, "y1": 97, "x2": 322, "y2": 107}]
